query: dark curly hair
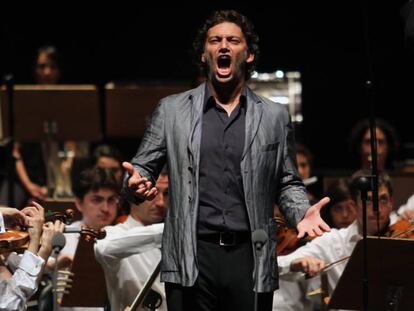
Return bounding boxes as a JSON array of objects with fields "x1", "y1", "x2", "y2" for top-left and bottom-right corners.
[
  {"x1": 192, "y1": 9, "x2": 259, "y2": 80},
  {"x1": 348, "y1": 118, "x2": 400, "y2": 170},
  {"x1": 72, "y1": 167, "x2": 120, "y2": 200}
]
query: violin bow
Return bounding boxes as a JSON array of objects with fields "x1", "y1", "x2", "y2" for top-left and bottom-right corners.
[
  {"x1": 304, "y1": 255, "x2": 350, "y2": 280},
  {"x1": 124, "y1": 260, "x2": 161, "y2": 311}
]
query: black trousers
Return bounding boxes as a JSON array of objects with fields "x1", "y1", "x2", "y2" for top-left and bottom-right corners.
[{"x1": 165, "y1": 239, "x2": 273, "y2": 311}]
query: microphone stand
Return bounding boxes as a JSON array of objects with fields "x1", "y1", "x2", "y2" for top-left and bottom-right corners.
[
  {"x1": 360, "y1": 1, "x2": 381, "y2": 310},
  {"x1": 252, "y1": 229, "x2": 268, "y2": 311},
  {"x1": 254, "y1": 249, "x2": 261, "y2": 311},
  {"x1": 356, "y1": 176, "x2": 371, "y2": 311}
]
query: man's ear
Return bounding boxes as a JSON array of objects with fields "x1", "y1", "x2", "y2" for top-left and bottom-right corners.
[
  {"x1": 246, "y1": 52, "x2": 255, "y2": 64},
  {"x1": 201, "y1": 53, "x2": 206, "y2": 63}
]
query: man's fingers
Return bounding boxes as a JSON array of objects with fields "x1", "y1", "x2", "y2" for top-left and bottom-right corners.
[
  {"x1": 52, "y1": 220, "x2": 65, "y2": 233},
  {"x1": 309, "y1": 260, "x2": 324, "y2": 276},
  {"x1": 21, "y1": 206, "x2": 38, "y2": 217},
  {"x1": 319, "y1": 221, "x2": 331, "y2": 232},
  {"x1": 123, "y1": 162, "x2": 143, "y2": 180},
  {"x1": 307, "y1": 230, "x2": 315, "y2": 238},
  {"x1": 314, "y1": 197, "x2": 330, "y2": 211},
  {"x1": 313, "y1": 227, "x2": 323, "y2": 236},
  {"x1": 31, "y1": 201, "x2": 44, "y2": 214},
  {"x1": 122, "y1": 162, "x2": 135, "y2": 174},
  {"x1": 146, "y1": 187, "x2": 158, "y2": 199}
]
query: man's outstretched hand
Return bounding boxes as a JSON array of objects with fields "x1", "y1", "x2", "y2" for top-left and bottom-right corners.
[
  {"x1": 296, "y1": 197, "x2": 331, "y2": 239},
  {"x1": 122, "y1": 162, "x2": 158, "y2": 201}
]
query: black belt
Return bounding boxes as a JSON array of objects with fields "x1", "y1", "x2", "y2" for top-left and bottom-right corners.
[{"x1": 198, "y1": 231, "x2": 251, "y2": 246}]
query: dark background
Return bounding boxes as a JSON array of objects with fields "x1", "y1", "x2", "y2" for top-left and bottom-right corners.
[{"x1": 1, "y1": 2, "x2": 413, "y2": 171}]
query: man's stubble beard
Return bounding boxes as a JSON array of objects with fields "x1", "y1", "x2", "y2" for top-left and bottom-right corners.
[{"x1": 205, "y1": 55, "x2": 247, "y2": 90}]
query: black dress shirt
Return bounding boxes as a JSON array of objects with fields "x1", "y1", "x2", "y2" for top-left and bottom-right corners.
[{"x1": 197, "y1": 85, "x2": 250, "y2": 234}]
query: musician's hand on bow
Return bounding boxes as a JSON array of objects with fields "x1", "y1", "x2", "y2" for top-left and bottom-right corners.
[
  {"x1": 290, "y1": 256, "x2": 326, "y2": 277},
  {"x1": 122, "y1": 162, "x2": 158, "y2": 201},
  {"x1": 297, "y1": 197, "x2": 331, "y2": 239}
]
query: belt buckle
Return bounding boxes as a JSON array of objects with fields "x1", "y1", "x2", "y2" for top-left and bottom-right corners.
[{"x1": 219, "y1": 232, "x2": 235, "y2": 246}]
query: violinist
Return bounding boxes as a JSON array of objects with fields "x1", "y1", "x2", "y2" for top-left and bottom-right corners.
[
  {"x1": 48, "y1": 167, "x2": 119, "y2": 311},
  {"x1": 276, "y1": 169, "x2": 393, "y2": 310},
  {"x1": 94, "y1": 168, "x2": 168, "y2": 311},
  {"x1": 320, "y1": 178, "x2": 357, "y2": 229},
  {"x1": 0, "y1": 204, "x2": 65, "y2": 311}
]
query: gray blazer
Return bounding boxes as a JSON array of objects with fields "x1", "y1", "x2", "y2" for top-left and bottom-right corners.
[{"x1": 125, "y1": 82, "x2": 309, "y2": 292}]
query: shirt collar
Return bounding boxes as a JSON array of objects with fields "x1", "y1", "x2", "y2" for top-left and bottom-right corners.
[
  {"x1": 126, "y1": 215, "x2": 144, "y2": 227},
  {"x1": 203, "y1": 83, "x2": 247, "y2": 112}
]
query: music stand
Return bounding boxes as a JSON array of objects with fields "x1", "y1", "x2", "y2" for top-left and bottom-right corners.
[
  {"x1": 60, "y1": 234, "x2": 108, "y2": 307},
  {"x1": 328, "y1": 237, "x2": 414, "y2": 311},
  {"x1": 1, "y1": 85, "x2": 101, "y2": 141},
  {"x1": 105, "y1": 82, "x2": 189, "y2": 138}
]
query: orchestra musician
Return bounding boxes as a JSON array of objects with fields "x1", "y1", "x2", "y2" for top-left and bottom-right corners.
[
  {"x1": 94, "y1": 168, "x2": 168, "y2": 311},
  {"x1": 277, "y1": 169, "x2": 395, "y2": 310},
  {"x1": 48, "y1": 167, "x2": 119, "y2": 311},
  {"x1": 0, "y1": 204, "x2": 65, "y2": 311}
]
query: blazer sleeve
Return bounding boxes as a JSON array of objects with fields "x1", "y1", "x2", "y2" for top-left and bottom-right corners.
[
  {"x1": 123, "y1": 100, "x2": 167, "y2": 204},
  {"x1": 276, "y1": 113, "x2": 309, "y2": 227}
]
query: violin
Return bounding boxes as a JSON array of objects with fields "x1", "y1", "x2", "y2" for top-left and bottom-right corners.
[
  {"x1": 384, "y1": 219, "x2": 414, "y2": 239},
  {"x1": 64, "y1": 226, "x2": 106, "y2": 241},
  {"x1": 275, "y1": 217, "x2": 299, "y2": 255},
  {"x1": 275, "y1": 217, "x2": 311, "y2": 255},
  {"x1": 0, "y1": 209, "x2": 75, "y2": 253}
]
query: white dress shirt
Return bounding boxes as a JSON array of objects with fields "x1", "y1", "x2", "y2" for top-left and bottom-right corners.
[
  {"x1": 0, "y1": 250, "x2": 44, "y2": 311},
  {"x1": 277, "y1": 221, "x2": 361, "y2": 311},
  {"x1": 273, "y1": 268, "x2": 324, "y2": 311},
  {"x1": 94, "y1": 216, "x2": 164, "y2": 311}
]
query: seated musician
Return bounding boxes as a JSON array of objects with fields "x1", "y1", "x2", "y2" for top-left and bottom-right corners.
[
  {"x1": 56, "y1": 166, "x2": 119, "y2": 262},
  {"x1": 320, "y1": 178, "x2": 357, "y2": 229},
  {"x1": 276, "y1": 169, "x2": 394, "y2": 309},
  {"x1": 94, "y1": 167, "x2": 168, "y2": 311},
  {"x1": 48, "y1": 167, "x2": 119, "y2": 311},
  {"x1": 0, "y1": 205, "x2": 64, "y2": 310}
]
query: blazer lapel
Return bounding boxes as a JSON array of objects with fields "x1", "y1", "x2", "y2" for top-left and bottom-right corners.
[
  {"x1": 242, "y1": 89, "x2": 263, "y2": 160},
  {"x1": 187, "y1": 83, "x2": 205, "y2": 168}
]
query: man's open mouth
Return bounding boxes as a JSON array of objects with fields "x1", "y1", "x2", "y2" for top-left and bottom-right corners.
[{"x1": 217, "y1": 55, "x2": 231, "y2": 76}]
